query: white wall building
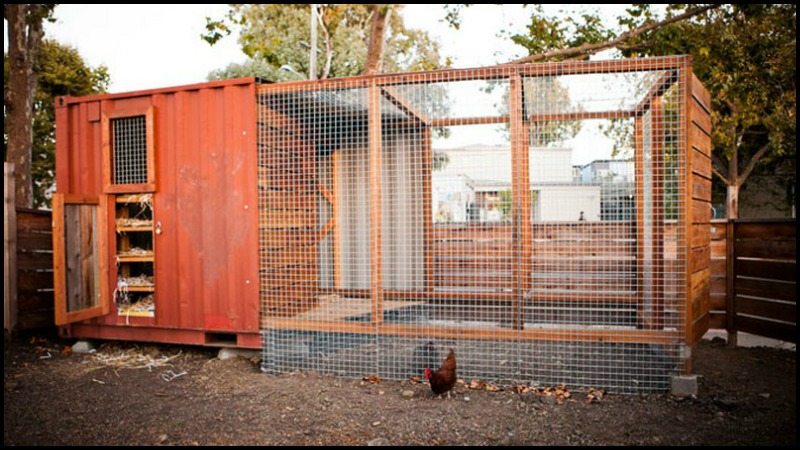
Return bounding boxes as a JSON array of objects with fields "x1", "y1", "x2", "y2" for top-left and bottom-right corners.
[{"x1": 433, "y1": 146, "x2": 601, "y2": 222}]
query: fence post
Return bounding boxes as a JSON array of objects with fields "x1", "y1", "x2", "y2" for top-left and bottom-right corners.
[
  {"x1": 725, "y1": 219, "x2": 737, "y2": 347},
  {"x1": 4, "y1": 162, "x2": 18, "y2": 332}
]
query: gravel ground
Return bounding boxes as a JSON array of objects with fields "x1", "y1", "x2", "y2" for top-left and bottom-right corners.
[{"x1": 4, "y1": 333, "x2": 795, "y2": 446}]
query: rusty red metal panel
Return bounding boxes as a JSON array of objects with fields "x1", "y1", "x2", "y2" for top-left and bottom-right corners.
[
  {"x1": 152, "y1": 93, "x2": 180, "y2": 328},
  {"x1": 63, "y1": 77, "x2": 256, "y2": 104},
  {"x1": 55, "y1": 79, "x2": 259, "y2": 340}
]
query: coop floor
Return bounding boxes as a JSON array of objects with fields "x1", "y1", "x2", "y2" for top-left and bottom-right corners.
[{"x1": 261, "y1": 296, "x2": 678, "y2": 393}]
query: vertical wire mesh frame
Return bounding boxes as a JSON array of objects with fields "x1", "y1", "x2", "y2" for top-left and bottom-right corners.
[
  {"x1": 111, "y1": 115, "x2": 149, "y2": 185},
  {"x1": 258, "y1": 57, "x2": 690, "y2": 393}
]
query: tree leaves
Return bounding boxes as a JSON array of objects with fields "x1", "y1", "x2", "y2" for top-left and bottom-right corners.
[
  {"x1": 4, "y1": 40, "x2": 109, "y2": 207},
  {"x1": 205, "y1": 5, "x2": 447, "y2": 82}
]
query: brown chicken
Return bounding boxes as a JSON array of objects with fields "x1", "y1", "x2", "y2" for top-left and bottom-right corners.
[{"x1": 424, "y1": 348, "x2": 457, "y2": 397}]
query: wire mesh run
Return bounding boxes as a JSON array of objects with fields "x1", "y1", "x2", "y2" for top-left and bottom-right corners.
[
  {"x1": 111, "y1": 115, "x2": 148, "y2": 185},
  {"x1": 258, "y1": 57, "x2": 688, "y2": 393}
]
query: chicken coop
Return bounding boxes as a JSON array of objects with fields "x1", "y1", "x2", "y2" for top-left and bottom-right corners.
[{"x1": 53, "y1": 55, "x2": 712, "y2": 393}]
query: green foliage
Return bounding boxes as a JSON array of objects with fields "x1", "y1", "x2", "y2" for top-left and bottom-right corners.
[
  {"x1": 496, "y1": 3, "x2": 794, "y2": 207},
  {"x1": 501, "y1": 5, "x2": 614, "y2": 61},
  {"x1": 619, "y1": 4, "x2": 796, "y2": 176},
  {"x1": 204, "y1": 4, "x2": 447, "y2": 81},
  {"x1": 4, "y1": 40, "x2": 109, "y2": 207}
]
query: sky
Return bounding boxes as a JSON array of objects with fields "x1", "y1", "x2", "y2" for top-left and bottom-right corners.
[{"x1": 4, "y1": 4, "x2": 646, "y2": 164}]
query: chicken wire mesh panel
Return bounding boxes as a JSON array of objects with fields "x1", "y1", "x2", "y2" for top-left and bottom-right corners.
[
  {"x1": 258, "y1": 59, "x2": 687, "y2": 393},
  {"x1": 111, "y1": 115, "x2": 148, "y2": 184}
]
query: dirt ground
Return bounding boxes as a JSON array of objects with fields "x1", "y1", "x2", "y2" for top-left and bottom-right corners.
[{"x1": 3, "y1": 332, "x2": 795, "y2": 446}]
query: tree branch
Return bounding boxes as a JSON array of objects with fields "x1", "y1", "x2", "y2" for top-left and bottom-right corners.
[
  {"x1": 711, "y1": 165, "x2": 728, "y2": 183},
  {"x1": 317, "y1": 7, "x2": 333, "y2": 79},
  {"x1": 738, "y1": 142, "x2": 770, "y2": 186},
  {"x1": 711, "y1": 153, "x2": 729, "y2": 183},
  {"x1": 363, "y1": 4, "x2": 391, "y2": 75},
  {"x1": 509, "y1": 4, "x2": 719, "y2": 64}
]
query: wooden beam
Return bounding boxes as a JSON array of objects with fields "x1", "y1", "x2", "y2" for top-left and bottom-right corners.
[
  {"x1": 430, "y1": 116, "x2": 508, "y2": 127},
  {"x1": 650, "y1": 95, "x2": 665, "y2": 330},
  {"x1": 318, "y1": 183, "x2": 334, "y2": 205},
  {"x1": 318, "y1": 217, "x2": 335, "y2": 239},
  {"x1": 321, "y1": 288, "x2": 639, "y2": 304},
  {"x1": 52, "y1": 193, "x2": 67, "y2": 326},
  {"x1": 725, "y1": 220, "x2": 737, "y2": 346},
  {"x1": 261, "y1": 317, "x2": 679, "y2": 345},
  {"x1": 380, "y1": 86, "x2": 430, "y2": 124},
  {"x1": 635, "y1": 70, "x2": 677, "y2": 116},
  {"x1": 633, "y1": 115, "x2": 646, "y2": 328},
  {"x1": 255, "y1": 56, "x2": 691, "y2": 93},
  {"x1": 4, "y1": 163, "x2": 18, "y2": 332},
  {"x1": 681, "y1": 62, "x2": 695, "y2": 373},
  {"x1": 332, "y1": 151, "x2": 342, "y2": 290},
  {"x1": 422, "y1": 128, "x2": 434, "y2": 291},
  {"x1": 98, "y1": 195, "x2": 111, "y2": 318},
  {"x1": 530, "y1": 110, "x2": 635, "y2": 122},
  {"x1": 510, "y1": 74, "x2": 531, "y2": 331},
  {"x1": 368, "y1": 84, "x2": 384, "y2": 325}
]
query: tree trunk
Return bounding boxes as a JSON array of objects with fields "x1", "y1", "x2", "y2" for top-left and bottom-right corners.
[
  {"x1": 5, "y1": 4, "x2": 46, "y2": 208},
  {"x1": 363, "y1": 4, "x2": 390, "y2": 76},
  {"x1": 726, "y1": 183, "x2": 739, "y2": 219}
]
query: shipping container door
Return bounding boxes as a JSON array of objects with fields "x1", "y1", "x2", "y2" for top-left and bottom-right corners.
[{"x1": 53, "y1": 193, "x2": 112, "y2": 325}]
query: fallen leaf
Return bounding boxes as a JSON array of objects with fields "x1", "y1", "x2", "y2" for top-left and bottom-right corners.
[
  {"x1": 469, "y1": 379, "x2": 486, "y2": 390},
  {"x1": 586, "y1": 387, "x2": 605, "y2": 403},
  {"x1": 362, "y1": 375, "x2": 381, "y2": 384},
  {"x1": 484, "y1": 383, "x2": 501, "y2": 392}
]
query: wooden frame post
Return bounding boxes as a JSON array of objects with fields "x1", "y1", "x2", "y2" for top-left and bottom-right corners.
[
  {"x1": 633, "y1": 116, "x2": 646, "y2": 327},
  {"x1": 331, "y1": 151, "x2": 342, "y2": 290},
  {"x1": 510, "y1": 74, "x2": 531, "y2": 331},
  {"x1": 4, "y1": 163, "x2": 18, "y2": 332},
  {"x1": 368, "y1": 84, "x2": 384, "y2": 325},
  {"x1": 422, "y1": 127, "x2": 434, "y2": 290},
  {"x1": 681, "y1": 61, "x2": 694, "y2": 373},
  {"x1": 725, "y1": 219, "x2": 737, "y2": 346},
  {"x1": 650, "y1": 95, "x2": 665, "y2": 330}
]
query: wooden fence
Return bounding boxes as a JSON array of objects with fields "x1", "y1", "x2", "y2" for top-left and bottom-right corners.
[
  {"x1": 709, "y1": 219, "x2": 728, "y2": 329},
  {"x1": 432, "y1": 218, "x2": 795, "y2": 343},
  {"x1": 728, "y1": 220, "x2": 796, "y2": 343},
  {"x1": 433, "y1": 222, "x2": 638, "y2": 302},
  {"x1": 4, "y1": 163, "x2": 54, "y2": 332}
]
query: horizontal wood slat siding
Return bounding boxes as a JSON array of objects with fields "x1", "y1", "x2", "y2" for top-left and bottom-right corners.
[
  {"x1": 732, "y1": 220, "x2": 797, "y2": 342},
  {"x1": 687, "y1": 72, "x2": 713, "y2": 345}
]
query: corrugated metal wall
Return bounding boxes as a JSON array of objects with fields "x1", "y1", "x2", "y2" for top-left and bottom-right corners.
[{"x1": 55, "y1": 79, "x2": 260, "y2": 332}]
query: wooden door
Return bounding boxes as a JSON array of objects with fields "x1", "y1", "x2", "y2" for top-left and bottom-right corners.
[{"x1": 53, "y1": 194, "x2": 111, "y2": 325}]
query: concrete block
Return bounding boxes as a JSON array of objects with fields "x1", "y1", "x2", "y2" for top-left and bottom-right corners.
[{"x1": 671, "y1": 375, "x2": 698, "y2": 397}]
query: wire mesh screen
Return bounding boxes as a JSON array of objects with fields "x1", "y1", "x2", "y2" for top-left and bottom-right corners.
[
  {"x1": 258, "y1": 58, "x2": 687, "y2": 393},
  {"x1": 111, "y1": 115, "x2": 148, "y2": 184}
]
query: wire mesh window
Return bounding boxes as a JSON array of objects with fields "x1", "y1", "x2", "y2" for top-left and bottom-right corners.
[
  {"x1": 258, "y1": 58, "x2": 692, "y2": 393},
  {"x1": 111, "y1": 115, "x2": 148, "y2": 185}
]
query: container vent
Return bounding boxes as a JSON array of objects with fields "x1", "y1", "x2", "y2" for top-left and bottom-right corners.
[{"x1": 112, "y1": 115, "x2": 148, "y2": 184}]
